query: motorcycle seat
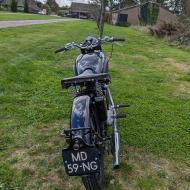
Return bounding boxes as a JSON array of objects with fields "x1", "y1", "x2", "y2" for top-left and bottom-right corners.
[{"x1": 61, "y1": 72, "x2": 110, "y2": 88}]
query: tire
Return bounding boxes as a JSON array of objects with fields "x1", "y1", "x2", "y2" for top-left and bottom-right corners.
[
  {"x1": 82, "y1": 151, "x2": 104, "y2": 190},
  {"x1": 82, "y1": 107, "x2": 105, "y2": 190}
]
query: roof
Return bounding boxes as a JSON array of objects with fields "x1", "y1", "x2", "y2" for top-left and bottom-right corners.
[
  {"x1": 71, "y1": 2, "x2": 98, "y2": 13},
  {"x1": 1, "y1": 0, "x2": 11, "y2": 5},
  {"x1": 28, "y1": 0, "x2": 40, "y2": 11},
  {"x1": 112, "y1": 4, "x2": 139, "y2": 13},
  {"x1": 112, "y1": 1, "x2": 175, "y2": 14}
]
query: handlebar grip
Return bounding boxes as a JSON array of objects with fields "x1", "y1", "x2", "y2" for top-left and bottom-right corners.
[
  {"x1": 55, "y1": 47, "x2": 66, "y2": 54},
  {"x1": 113, "y1": 38, "x2": 125, "y2": 42}
]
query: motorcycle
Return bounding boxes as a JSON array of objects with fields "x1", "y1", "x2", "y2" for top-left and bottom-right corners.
[{"x1": 55, "y1": 36, "x2": 128, "y2": 190}]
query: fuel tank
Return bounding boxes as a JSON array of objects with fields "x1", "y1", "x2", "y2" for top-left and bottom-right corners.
[{"x1": 74, "y1": 52, "x2": 107, "y2": 75}]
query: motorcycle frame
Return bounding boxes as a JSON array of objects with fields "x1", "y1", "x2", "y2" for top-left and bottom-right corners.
[{"x1": 66, "y1": 81, "x2": 120, "y2": 168}]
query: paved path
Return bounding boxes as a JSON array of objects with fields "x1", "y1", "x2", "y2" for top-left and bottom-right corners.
[{"x1": 0, "y1": 18, "x2": 79, "y2": 29}]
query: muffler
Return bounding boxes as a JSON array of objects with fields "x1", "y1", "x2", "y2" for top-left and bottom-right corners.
[{"x1": 112, "y1": 130, "x2": 120, "y2": 169}]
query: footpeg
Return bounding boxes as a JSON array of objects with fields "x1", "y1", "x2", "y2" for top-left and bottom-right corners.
[
  {"x1": 112, "y1": 114, "x2": 127, "y2": 119},
  {"x1": 114, "y1": 104, "x2": 130, "y2": 109}
]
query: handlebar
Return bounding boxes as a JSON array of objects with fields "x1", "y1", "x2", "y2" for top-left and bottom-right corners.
[
  {"x1": 55, "y1": 36, "x2": 125, "y2": 54},
  {"x1": 55, "y1": 47, "x2": 66, "y2": 53},
  {"x1": 113, "y1": 38, "x2": 125, "y2": 42}
]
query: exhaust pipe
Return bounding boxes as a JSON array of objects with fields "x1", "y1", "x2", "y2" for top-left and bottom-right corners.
[
  {"x1": 112, "y1": 130, "x2": 120, "y2": 169},
  {"x1": 106, "y1": 86, "x2": 120, "y2": 169}
]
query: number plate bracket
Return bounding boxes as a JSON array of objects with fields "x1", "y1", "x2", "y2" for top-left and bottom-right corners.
[{"x1": 62, "y1": 147, "x2": 100, "y2": 176}]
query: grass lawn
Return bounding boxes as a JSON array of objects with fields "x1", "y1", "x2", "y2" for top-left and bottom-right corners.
[
  {"x1": 0, "y1": 11, "x2": 62, "y2": 21},
  {"x1": 0, "y1": 21, "x2": 190, "y2": 190}
]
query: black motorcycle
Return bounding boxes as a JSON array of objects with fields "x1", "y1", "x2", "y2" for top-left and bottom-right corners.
[{"x1": 55, "y1": 36, "x2": 128, "y2": 190}]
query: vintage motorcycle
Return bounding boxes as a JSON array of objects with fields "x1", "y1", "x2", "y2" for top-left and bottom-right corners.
[{"x1": 55, "y1": 36, "x2": 128, "y2": 190}]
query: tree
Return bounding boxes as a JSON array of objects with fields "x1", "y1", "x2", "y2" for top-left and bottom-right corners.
[
  {"x1": 24, "y1": 0, "x2": 29, "y2": 13},
  {"x1": 166, "y1": 0, "x2": 182, "y2": 14},
  {"x1": 11, "y1": 0, "x2": 17, "y2": 12},
  {"x1": 89, "y1": 0, "x2": 106, "y2": 37},
  {"x1": 140, "y1": 2, "x2": 159, "y2": 25},
  {"x1": 90, "y1": 0, "x2": 139, "y2": 37},
  {"x1": 108, "y1": 0, "x2": 114, "y2": 11},
  {"x1": 182, "y1": 0, "x2": 190, "y2": 17},
  {"x1": 59, "y1": 5, "x2": 70, "y2": 11},
  {"x1": 46, "y1": 0, "x2": 59, "y2": 13},
  {"x1": 36, "y1": 1, "x2": 43, "y2": 9},
  {"x1": 43, "y1": 3, "x2": 51, "y2": 15},
  {"x1": 98, "y1": 0, "x2": 106, "y2": 38}
]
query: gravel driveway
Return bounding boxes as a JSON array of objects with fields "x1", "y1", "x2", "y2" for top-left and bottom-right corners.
[{"x1": 0, "y1": 18, "x2": 79, "y2": 29}]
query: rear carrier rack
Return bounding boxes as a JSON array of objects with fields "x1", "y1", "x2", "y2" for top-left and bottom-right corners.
[
  {"x1": 61, "y1": 127, "x2": 92, "y2": 149},
  {"x1": 62, "y1": 127, "x2": 91, "y2": 139},
  {"x1": 61, "y1": 73, "x2": 110, "y2": 88}
]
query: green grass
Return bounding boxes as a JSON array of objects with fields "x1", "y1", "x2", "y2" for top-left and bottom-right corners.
[
  {"x1": 0, "y1": 21, "x2": 190, "y2": 189},
  {"x1": 0, "y1": 11, "x2": 62, "y2": 21}
]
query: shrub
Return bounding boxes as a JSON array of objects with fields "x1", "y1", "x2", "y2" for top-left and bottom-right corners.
[
  {"x1": 116, "y1": 22, "x2": 131, "y2": 27},
  {"x1": 149, "y1": 22, "x2": 178, "y2": 37},
  {"x1": 149, "y1": 18, "x2": 190, "y2": 47},
  {"x1": 178, "y1": 17, "x2": 190, "y2": 46},
  {"x1": 0, "y1": 6, "x2": 8, "y2": 11},
  {"x1": 58, "y1": 10, "x2": 64, "y2": 17}
]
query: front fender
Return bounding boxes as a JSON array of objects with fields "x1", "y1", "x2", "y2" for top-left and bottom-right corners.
[{"x1": 71, "y1": 95, "x2": 90, "y2": 129}]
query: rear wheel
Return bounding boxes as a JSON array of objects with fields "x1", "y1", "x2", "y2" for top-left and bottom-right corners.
[
  {"x1": 82, "y1": 108, "x2": 105, "y2": 190},
  {"x1": 82, "y1": 149, "x2": 104, "y2": 190}
]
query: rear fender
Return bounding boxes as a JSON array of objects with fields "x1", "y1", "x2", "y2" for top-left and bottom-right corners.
[
  {"x1": 70, "y1": 95, "x2": 91, "y2": 145},
  {"x1": 71, "y1": 95, "x2": 90, "y2": 129}
]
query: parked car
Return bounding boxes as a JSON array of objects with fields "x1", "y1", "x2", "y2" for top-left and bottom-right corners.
[
  {"x1": 58, "y1": 10, "x2": 64, "y2": 17},
  {"x1": 65, "y1": 13, "x2": 72, "y2": 18},
  {"x1": 38, "y1": 9, "x2": 46, "y2": 15},
  {"x1": 79, "y1": 15, "x2": 88, "y2": 19}
]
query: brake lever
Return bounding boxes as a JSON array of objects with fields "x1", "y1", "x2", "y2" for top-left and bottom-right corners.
[
  {"x1": 102, "y1": 36, "x2": 114, "y2": 43},
  {"x1": 65, "y1": 43, "x2": 73, "y2": 49},
  {"x1": 113, "y1": 42, "x2": 123, "y2": 46}
]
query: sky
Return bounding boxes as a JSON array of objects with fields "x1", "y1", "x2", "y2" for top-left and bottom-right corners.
[{"x1": 56, "y1": 0, "x2": 89, "y2": 6}]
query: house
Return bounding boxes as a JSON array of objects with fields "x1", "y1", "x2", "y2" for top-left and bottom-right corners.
[
  {"x1": 70, "y1": 2, "x2": 99, "y2": 19},
  {"x1": 112, "y1": 4, "x2": 140, "y2": 25},
  {"x1": 112, "y1": 2, "x2": 177, "y2": 26},
  {"x1": 0, "y1": 0, "x2": 4, "y2": 7},
  {"x1": 1, "y1": 0, "x2": 40, "y2": 13}
]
